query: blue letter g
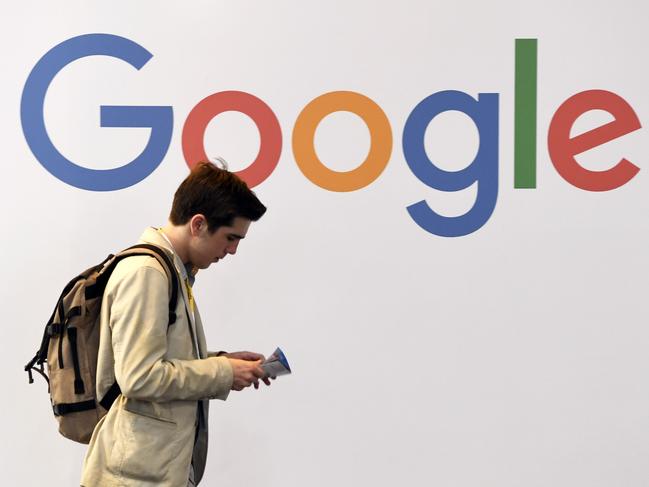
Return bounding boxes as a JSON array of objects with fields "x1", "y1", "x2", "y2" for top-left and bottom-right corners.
[{"x1": 20, "y1": 33, "x2": 173, "y2": 191}]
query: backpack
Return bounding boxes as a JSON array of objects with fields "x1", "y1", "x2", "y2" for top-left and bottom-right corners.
[{"x1": 24, "y1": 244, "x2": 180, "y2": 444}]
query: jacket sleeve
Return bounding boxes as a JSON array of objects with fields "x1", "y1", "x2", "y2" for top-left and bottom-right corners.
[{"x1": 107, "y1": 264, "x2": 233, "y2": 402}]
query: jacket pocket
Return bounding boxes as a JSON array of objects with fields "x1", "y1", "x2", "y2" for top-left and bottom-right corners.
[{"x1": 108, "y1": 400, "x2": 177, "y2": 483}]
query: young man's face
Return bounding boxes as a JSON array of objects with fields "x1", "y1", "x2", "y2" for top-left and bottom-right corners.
[{"x1": 189, "y1": 216, "x2": 251, "y2": 270}]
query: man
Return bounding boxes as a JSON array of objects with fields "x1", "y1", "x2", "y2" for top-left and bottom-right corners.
[{"x1": 81, "y1": 161, "x2": 269, "y2": 486}]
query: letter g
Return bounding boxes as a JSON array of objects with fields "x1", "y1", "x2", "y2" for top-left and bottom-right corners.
[{"x1": 21, "y1": 34, "x2": 173, "y2": 191}]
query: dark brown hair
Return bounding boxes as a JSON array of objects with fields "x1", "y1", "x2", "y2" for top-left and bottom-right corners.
[{"x1": 169, "y1": 162, "x2": 266, "y2": 231}]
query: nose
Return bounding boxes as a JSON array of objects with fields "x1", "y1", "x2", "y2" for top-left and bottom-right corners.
[{"x1": 226, "y1": 241, "x2": 239, "y2": 255}]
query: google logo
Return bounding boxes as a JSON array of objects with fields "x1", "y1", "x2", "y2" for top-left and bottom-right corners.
[{"x1": 21, "y1": 34, "x2": 642, "y2": 237}]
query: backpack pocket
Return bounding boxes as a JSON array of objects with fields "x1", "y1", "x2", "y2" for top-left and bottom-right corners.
[{"x1": 47, "y1": 304, "x2": 105, "y2": 444}]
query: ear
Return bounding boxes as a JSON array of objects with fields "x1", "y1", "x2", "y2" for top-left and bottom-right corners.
[{"x1": 189, "y1": 214, "x2": 207, "y2": 236}]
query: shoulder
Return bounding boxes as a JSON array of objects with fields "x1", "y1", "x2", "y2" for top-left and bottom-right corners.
[{"x1": 107, "y1": 255, "x2": 168, "y2": 292}]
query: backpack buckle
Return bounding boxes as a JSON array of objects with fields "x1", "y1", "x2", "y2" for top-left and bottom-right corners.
[{"x1": 47, "y1": 323, "x2": 63, "y2": 336}]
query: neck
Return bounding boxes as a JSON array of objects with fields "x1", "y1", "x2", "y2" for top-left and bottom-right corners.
[{"x1": 160, "y1": 223, "x2": 190, "y2": 265}]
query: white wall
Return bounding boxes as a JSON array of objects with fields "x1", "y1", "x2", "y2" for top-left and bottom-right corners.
[{"x1": 2, "y1": 1, "x2": 648, "y2": 485}]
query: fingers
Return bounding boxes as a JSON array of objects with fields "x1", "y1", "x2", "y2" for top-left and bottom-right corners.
[
  {"x1": 229, "y1": 351, "x2": 266, "y2": 362},
  {"x1": 252, "y1": 363, "x2": 266, "y2": 379},
  {"x1": 252, "y1": 362, "x2": 264, "y2": 389}
]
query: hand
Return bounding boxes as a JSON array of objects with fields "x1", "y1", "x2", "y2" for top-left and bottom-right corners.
[
  {"x1": 224, "y1": 351, "x2": 274, "y2": 388},
  {"x1": 228, "y1": 359, "x2": 266, "y2": 391}
]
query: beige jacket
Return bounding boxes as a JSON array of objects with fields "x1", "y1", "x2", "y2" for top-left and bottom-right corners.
[{"x1": 81, "y1": 228, "x2": 234, "y2": 486}]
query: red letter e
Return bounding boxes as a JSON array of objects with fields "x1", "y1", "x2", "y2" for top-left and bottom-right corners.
[{"x1": 548, "y1": 90, "x2": 640, "y2": 191}]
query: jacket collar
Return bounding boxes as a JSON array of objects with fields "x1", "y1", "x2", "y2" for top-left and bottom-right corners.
[{"x1": 138, "y1": 227, "x2": 195, "y2": 284}]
